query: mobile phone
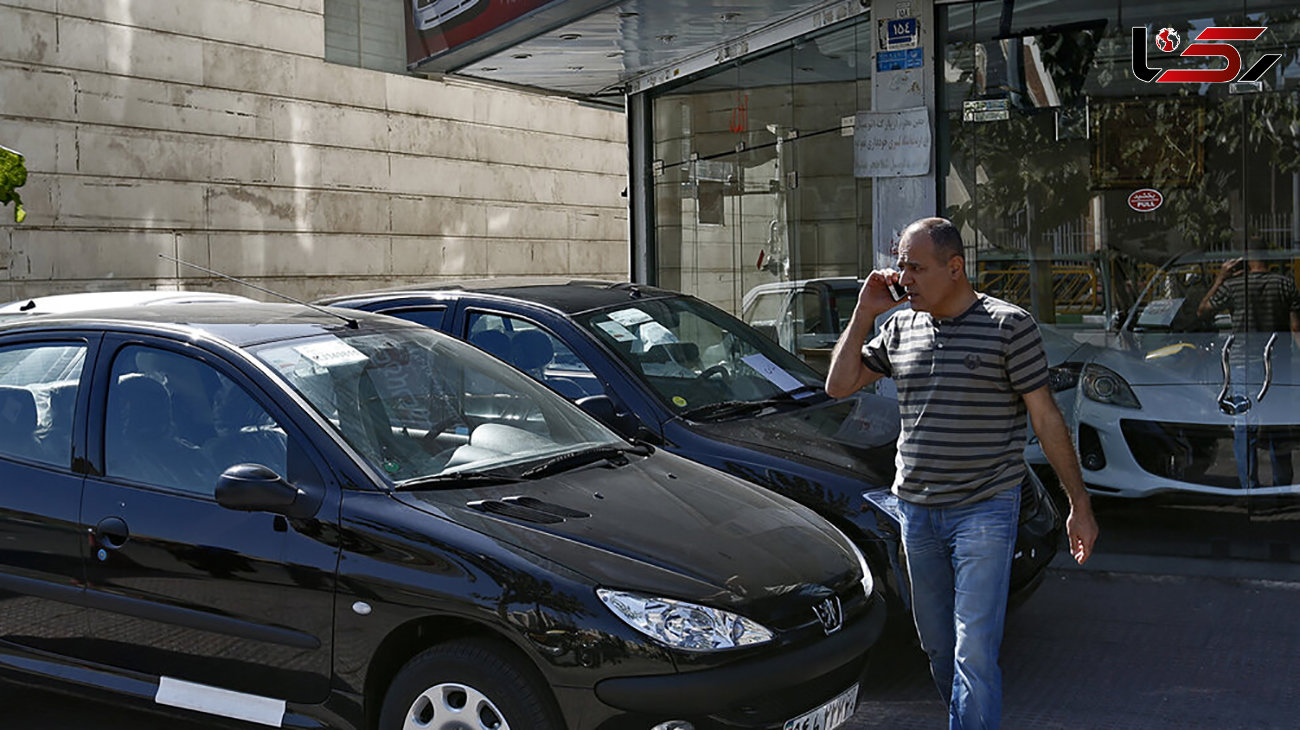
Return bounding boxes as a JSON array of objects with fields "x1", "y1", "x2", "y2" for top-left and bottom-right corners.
[{"x1": 887, "y1": 280, "x2": 907, "y2": 302}]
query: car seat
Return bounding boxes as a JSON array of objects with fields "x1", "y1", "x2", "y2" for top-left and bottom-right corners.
[
  {"x1": 106, "y1": 374, "x2": 204, "y2": 490},
  {"x1": 0, "y1": 386, "x2": 42, "y2": 462}
]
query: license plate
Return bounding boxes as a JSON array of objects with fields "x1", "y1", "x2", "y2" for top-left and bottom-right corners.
[{"x1": 782, "y1": 683, "x2": 858, "y2": 730}]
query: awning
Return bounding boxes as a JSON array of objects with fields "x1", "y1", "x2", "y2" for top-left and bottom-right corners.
[{"x1": 409, "y1": 0, "x2": 866, "y2": 101}]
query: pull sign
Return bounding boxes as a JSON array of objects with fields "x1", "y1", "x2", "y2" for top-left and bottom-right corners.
[{"x1": 1128, "y1": 188, "x2": 1163, "y2": 212}]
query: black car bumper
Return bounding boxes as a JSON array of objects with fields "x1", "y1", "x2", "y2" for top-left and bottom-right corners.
[{"x1": 581, "y1": 592, "x2": 885, "y2": 729}]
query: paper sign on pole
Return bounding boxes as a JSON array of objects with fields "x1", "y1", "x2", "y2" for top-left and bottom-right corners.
[{"x1": 854, "y1": 107, "x2": 931, "y2": 178}]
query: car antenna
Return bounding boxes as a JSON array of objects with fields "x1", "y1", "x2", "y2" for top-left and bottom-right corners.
[{"x1": 158, "y1": 254, "x2": 359, "y2": 328}]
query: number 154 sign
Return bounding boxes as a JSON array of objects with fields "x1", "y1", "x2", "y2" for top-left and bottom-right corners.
[{"x1": 1131, "y1": 25, "x2": 1281, "y2": 84}]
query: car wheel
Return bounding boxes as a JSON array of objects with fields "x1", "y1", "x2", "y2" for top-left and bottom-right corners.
[{"x1": 378, "y1": 638, "x2": 562, "y2": 730}]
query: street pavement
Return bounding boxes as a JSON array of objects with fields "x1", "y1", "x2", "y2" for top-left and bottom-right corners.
[{"x1": 5, "y1": 552, "x2": 1300, "y2": 729}]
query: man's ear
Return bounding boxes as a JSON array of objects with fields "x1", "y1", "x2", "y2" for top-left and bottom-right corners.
[{"x1": 949, "y1": 254, "x2": 965, "y2": 279}]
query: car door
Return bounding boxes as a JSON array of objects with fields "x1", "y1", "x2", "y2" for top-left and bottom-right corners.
[
  {"x1": 78, "y1": 335, "x2": 339, "y2": 707},
  {"x1": 0, "y1": 333, "x2": 97, "y2": 659}
]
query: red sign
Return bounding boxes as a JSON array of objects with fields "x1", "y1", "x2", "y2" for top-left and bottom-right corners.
[
  {"x1": 1128, "y1": 188, "x2": 1163, "y2": 213},
  {"x1": 407, "y1": 0, "x2": 557, "y2": 67}
]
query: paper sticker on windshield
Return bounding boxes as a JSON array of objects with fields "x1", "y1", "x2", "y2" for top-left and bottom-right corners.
[
  {"x1": 1136, "y1": 298, "x2": 1182, "y2": 328},
  {"x1": 672, "y1": 396, "x2": 688, "y2": 407},
  {"x1": 742, "y1": 354, "x2": 812, "y2": 395},
  {"x1": 607, "y1": 308, "x2": 653, "y2": 327},
  {"x1": 596, "y1": 320, "x2": 637, "y2": 342},
  {"x1": 296, "y1": 340, "x2": 368, "y2": 368}
]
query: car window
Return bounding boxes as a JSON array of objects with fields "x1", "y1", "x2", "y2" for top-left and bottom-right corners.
[
  {"x1": 383, "y1": 307, "x2": 445, "y2": 330},
  {"x1": 0, "y1": 343, "x2": 86, "y2": 467},
  {"x1": 104, "y1": 346, "x2": 287, "y2": 495},
  {"x1": 743, "y1": 291, "x2": 786, "y2": 325},
  {"x1": 252, "y1": 328, "x2": 622, "y2": 484},
  {"x1": 794, "y1": 290, "x2": 824, "y2": 337},
  {"x1": 832, "y1": 289, "x2": 859, "y2": 332},
  {"x1": 576, "y1": 298, "x2": 825, "y2": 416}
]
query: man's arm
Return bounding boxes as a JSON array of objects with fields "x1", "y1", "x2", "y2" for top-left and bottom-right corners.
[
  {"x1": 825, "y1": 270, "x2": 897, "y2": 398},
  {"x1": 1022, "y1": 386, "x2": 1099, "y2": 564},
  {"x1": 1197, "y1": 257, "x2": 1240, "y2": 318},
  {"x1": 1291, "y1": 310, "x2": 1300, "y2": 349}
]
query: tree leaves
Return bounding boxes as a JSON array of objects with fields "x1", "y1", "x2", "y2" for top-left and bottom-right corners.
[{"x1": 0, "y1": 146, "x2": 27, "y2": 224}]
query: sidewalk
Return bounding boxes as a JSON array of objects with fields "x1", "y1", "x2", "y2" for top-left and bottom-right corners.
[{"x1": 847, "y1": 557, "x2": 1300, "y2": 728}]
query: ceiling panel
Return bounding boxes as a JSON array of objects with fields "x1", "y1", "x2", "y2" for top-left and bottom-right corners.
[{"x1": 445, "y1": 0, "x2": 853, "y2": 98}]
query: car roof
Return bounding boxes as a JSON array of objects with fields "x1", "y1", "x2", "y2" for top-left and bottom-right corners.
[
  {"x1": 0, "y1": 290, "x2": 257, "y2": 315},
  {"x1": 320, "y1": 278, "x2": 684, "y2": 315},
  {"x1": 0, "y1": 301, "x2": 399, "y2": 348}
]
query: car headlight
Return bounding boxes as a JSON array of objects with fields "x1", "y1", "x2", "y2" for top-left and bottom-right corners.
[
  {"x1": 1048, "y1": 362, "x2": 1083, "y2": 392},
  {"x1": 596, "y1": 589, "x2": 774, "y2": 651},
  {"x1": 847, "y1": 540, "x2": 874, "y2": 598},
  {"x1": 1081, "y1": 364, "x2": 1141, "y2": 409}
]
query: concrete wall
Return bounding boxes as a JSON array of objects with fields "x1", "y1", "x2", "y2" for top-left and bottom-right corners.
[{"x1": 0, "y1": 0, "x2": 629, "y2": 303}]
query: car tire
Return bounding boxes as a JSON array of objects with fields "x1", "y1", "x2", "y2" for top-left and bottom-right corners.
[{"x1": 378, "y1": 638, "x2": 562, "y2": 730}]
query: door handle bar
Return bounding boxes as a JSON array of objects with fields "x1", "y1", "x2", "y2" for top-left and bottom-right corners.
[{"x1": 1257, "y1": 332, "x2": 1278, "y2": 403}]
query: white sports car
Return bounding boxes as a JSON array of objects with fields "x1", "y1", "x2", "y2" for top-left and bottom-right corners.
[{"x1": 1034, "y1": 251, "x2": 1300, "y2": 500}]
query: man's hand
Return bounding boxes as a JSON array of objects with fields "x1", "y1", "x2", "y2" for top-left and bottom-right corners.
[
  {"x1": 1218, "y1": 257, "x2": 1243, "y2": 281},
  {"x1": 859, "y1": 268, "x2": 906, "y2": 318},
  {"x1": 1066, "y1": 501, "x2": 1099, "y2": 565},
  {"x1": 1022, "y1": 386, "x2": 1099, "y2": 565},
  {"x1": 824, "y1": 269, "x2": 902, "y2": 399}
]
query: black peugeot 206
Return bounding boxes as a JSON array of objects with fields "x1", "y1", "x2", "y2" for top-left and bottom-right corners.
[
  {"x1": 0, "y1": 301, "x2": 882, "y2": 730},
  {"x1": 320, "y1": 280, "x2": 1065, "y2": 630}
]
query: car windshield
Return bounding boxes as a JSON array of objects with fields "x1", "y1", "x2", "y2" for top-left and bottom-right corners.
[
  {"x1": 575, "y1": 297, "x2": 826, "y2": 417},
  {"x1": 250, "y1": 326, "x2": 624, "y2": 486}
]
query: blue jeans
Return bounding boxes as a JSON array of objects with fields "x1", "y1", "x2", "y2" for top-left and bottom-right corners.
[
  {"x1": 898, "y1": 486, "x2": 1020, "y2": 730},
  {"x1": 1234, "y1": 422, "x2": 1295, "y2": 488}
]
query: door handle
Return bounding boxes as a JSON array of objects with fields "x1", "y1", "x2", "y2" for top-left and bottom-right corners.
[
  {"x1": 1257, "y1": 332, "x2": 1278, "y2": 403},
  {"x1": 93, "y1": 516, "x2": 130, "y2": 550},
  {"x1": 1217, "y1": 335, "x2": 1240, "y2": 414}
]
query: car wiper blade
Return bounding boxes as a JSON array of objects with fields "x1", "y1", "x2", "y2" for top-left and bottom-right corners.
[
  {"x1": 518, "y1": 446, "x2": 629, "y2": 479},
  {"x1": 681, "y1": 389, "x2": 823, "y2": 421},
  {"x1": 392, "y1": 471, "x2": 523, "y2": 491},
  {"x1": 680, "y1": 400, "x2": 770, "y2": 420}
]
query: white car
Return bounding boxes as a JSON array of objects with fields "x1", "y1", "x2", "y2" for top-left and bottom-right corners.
[
  {"x1": 741, "y1": 277, "x2": 865, "y2": 373},
  {"x1": 1040, "y1": 251, "x2": 1299, "y2": 499},
  {"x1": 411, "y1": 0, "x2": 485, "y2": 31},
  {"x1": 0, "y1": 290, "x2": 255, "y2": 319}
]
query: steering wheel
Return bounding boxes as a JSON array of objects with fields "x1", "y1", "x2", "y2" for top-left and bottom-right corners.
[{"x1": 697, "y1": 364, "x2": 730, "y2": 381}]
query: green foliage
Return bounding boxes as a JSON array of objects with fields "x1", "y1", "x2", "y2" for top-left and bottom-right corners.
[{"x1": 0, "y1": 146, "x2": 27, "y2": 224}]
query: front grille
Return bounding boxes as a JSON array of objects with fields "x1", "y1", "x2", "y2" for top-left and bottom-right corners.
[{"x1": 1120, "y1": 419, "x2": 1299, "y2": 488}]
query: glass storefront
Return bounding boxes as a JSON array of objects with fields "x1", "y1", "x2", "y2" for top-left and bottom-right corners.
[
  {"x1": 651, "y1": 16, "x2": 875, "y2": 314},
  {"x1": 641, "y1": 0, "x2": 1300, "y2": 568},
  {"x1": 940, "y1": 0, "x2": 1300, "y2": 563}
]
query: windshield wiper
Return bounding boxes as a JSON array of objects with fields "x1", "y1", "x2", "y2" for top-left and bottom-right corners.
[
  {"x1": 518, "y1": 446, "x2": 629, "y2": 479},
  {"x1": 392, "y1": 471, "x2": 523, "y2": 491},
  {"x1": 681, "y1": 387, "x2": 826, "y2": 421}
]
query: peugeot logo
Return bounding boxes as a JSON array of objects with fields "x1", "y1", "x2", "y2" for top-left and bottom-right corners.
[{"x1": 813, "y1": 595, "x2": 843, "y2": 635}]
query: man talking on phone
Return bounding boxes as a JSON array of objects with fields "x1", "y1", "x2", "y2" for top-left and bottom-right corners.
[{"x1": 826, "y1": 217, "x2": 1098, "y2": 730}]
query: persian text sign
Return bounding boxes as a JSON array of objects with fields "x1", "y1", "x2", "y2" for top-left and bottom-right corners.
[
  {"x1": 1128, "y1": 188, "x2": 1164, "y2": 212},
  {"x1": 854, "y1": 107, "x2": 931, "y2": 178}
]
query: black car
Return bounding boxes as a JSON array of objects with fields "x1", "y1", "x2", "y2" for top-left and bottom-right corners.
[
  {"x1": 321, "y1": 280, "x2": 1064, "y2": 628},
  {"x1": 0, "y1": 302, "x2": 883, "y2": 730}
]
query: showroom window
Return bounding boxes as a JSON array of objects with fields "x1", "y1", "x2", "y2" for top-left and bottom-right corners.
[{"x1": 649, "y1": 14, "x2": 876, "y2": 316}]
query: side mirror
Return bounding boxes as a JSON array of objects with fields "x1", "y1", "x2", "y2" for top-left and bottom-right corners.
[
  {"x1": 575, "y1": 394, "x2": 639, "y2": 436},
  {"x1": 216, "y1": 463, "x2": 311, "y2": 517}
]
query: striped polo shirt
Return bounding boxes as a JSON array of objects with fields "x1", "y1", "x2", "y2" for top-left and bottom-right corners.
[
  {"x1": 862, "y1": 294, "x2": 1049, "y2": 507},
  {"x1": 1207, "y1": 271, "x2": 1300, "y2": 333}
]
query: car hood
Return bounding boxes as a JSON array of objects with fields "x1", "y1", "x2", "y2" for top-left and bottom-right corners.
[
  {"x1": 394, "y1": 450, "x2": 858, "y2": 622},
  {"x1": 686, "y1": 394, "x2": 898, "y2": 490},
  {"x1": 1085, "y1": 332, "x2": 1300, "y2": 387}
]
